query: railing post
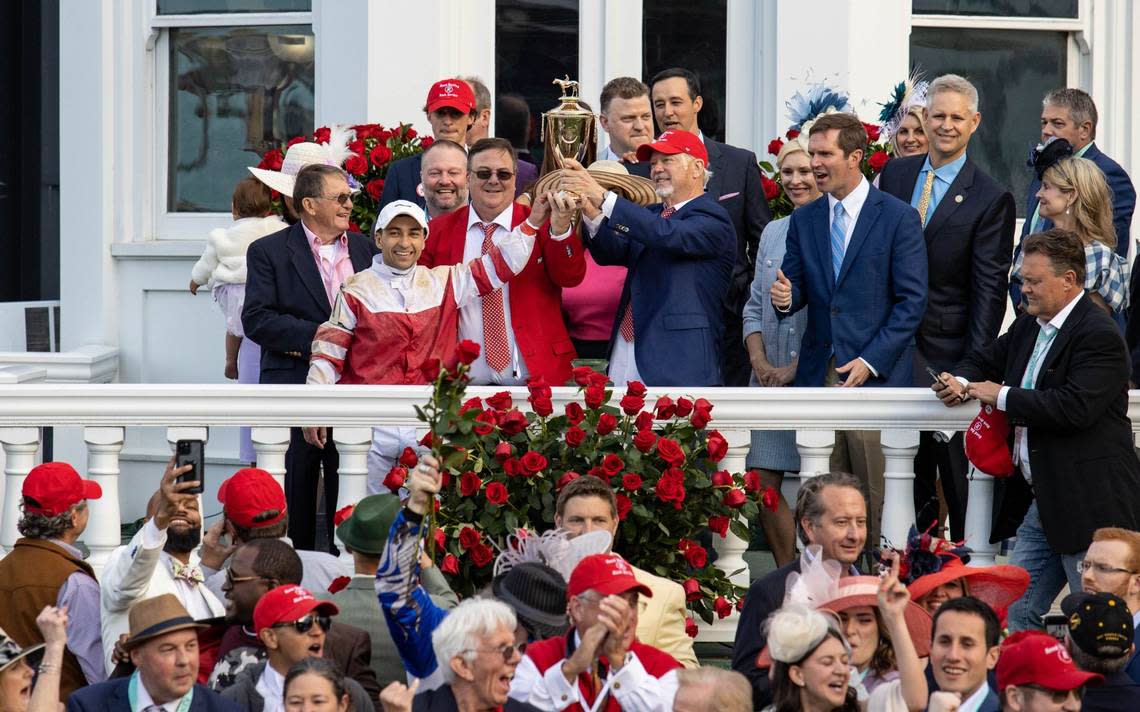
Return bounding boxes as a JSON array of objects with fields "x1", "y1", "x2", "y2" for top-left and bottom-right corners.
[
  {"x1": 879, "y1": 429, "x2": 920, "y2": 551},
  {"x1": 85, "y1": 426, "x2": 125, "y2": 573},
  {"x1": 963, "y1": 467, "x2": 999, "y2": 566},
  {"x1": 701, "y1": 428, "x2": 751, "y2": 642},
  {"x1": 0, "y1": 428, "x2": 40, "y2": 555},
  {"x1": 251, "y1": 427, "x2": 291, "y2": 489},
  {"x1": 331, "y1": 427, "x2": 373, "y2": 557}
]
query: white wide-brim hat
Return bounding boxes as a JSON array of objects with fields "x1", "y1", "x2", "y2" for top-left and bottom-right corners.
[{"x1": 249, "y1": 142, "x2": 339, "y2": 198}]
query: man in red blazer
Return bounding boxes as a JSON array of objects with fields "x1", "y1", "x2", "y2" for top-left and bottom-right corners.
[{"x1": 420, "y1": 137, "x2": 585, "y2": 385}]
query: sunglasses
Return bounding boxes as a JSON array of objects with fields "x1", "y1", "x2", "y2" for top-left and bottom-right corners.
[
  {"x1": 224, "y1": 569, "x2": 269, "y2": 588},
  {"x1": 462, "y1": 642, "x2": 524, "y2": 664},
  {"x1": 1022, "y1": 684, "x2": 1082, "y2": 703},
  {"x1": 272, "y1": 614, "x2": 332, "y2": 635},
  {"x1": 471, "y1": 168, "x2": 515, "y2": 182},
  {"x1": 317, "y1": 193, "x2": 353, "y2": 206}
]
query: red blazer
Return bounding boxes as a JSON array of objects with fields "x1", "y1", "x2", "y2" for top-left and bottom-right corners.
[{"x1": 421, "y1": 204, "x2": 585, "y2": 384}]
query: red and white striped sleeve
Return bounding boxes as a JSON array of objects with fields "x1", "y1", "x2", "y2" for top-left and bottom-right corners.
[
  {"x1": 450, "y1": 220, "x2": 538, "y2": 307},
  {"x1": 307, "y1": 288, "x2": 358, "y2": 385}
]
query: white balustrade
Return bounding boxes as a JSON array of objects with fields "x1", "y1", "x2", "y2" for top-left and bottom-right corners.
[
  {"x1": 331, "y1": 427, "x2": 373, "y2": 558},
  {"x1": 879, "y1": 429, "x2": 921, "y2": 550},
  {"x1": 0, "y1": 428, "x2": 40, "y2": 555},
  {"x1": 964, "y1": 469, "x2": 1000, "y2": 566},
  {"x1": 85, "y1": 426, "x2": 125, "y2": 572},
  {"x1": 251, "y1": 427, "x2": 291, "y2": 488}
]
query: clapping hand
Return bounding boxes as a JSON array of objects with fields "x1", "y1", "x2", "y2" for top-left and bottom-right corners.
[{"x1": 597, "y1": 595, "x2": 635, "y2": 668}]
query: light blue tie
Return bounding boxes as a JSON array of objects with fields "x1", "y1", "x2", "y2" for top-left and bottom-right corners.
[
  {"x1": 830, "y1": 201, "x2": 848, "y2": 284},
  {"x1": 1020, "y1": 323, "x2": 1058, "y2": 389}
]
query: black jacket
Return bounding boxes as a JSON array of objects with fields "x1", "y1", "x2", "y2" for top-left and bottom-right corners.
[
  {"x1": 221, "y1": 661, "x2": 374, "y2": 712},
  {"x1": 731, "y1": 560, "x2": 800, "y2": 709},
  {"x1": 415, "y1": 685, "x2": 541, "y2": 712},
  {"x1": 1081, "y1": 670, "x2": 1140, "y2": 712}
]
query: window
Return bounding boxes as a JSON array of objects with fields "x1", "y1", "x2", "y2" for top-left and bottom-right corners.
[
  {"x1": 494, "y1": 0, "x2": 579, "y2": 169},
  {"x1": 643, "y1": 0, "x2": 727, "y2": 142},
  {"x1": 158, "y1": 0, "x2": 310, "y2": 14},
  {"x1": 913, "y1": 0, "x2": 1076, "y2": 18}
]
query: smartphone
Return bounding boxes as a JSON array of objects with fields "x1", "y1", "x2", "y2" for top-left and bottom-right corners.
[
  {"x1": 925, "y1": 366, "x2": 949, "y2": 388},
  {"x1": 1044, "y1": 613, "x2": 1069, "y2": 641},
  {"x1": 174, "y1": 439, "x2": 205, "y2": 494}
]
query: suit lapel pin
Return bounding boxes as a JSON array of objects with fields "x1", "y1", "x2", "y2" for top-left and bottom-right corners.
[{"x1": 954, "y1": 194, "x2": 963, "y2": 203}]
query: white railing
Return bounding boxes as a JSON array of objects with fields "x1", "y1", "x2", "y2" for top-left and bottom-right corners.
[{"x1": 2, "y1": 383, "x2": 1131, "y2": 641}]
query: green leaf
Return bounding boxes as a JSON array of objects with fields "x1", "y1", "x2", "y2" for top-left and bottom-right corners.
[
  {"x1": 729, "y1": 519, "x2": 751, "y2": 541},
  {"x1": 504, "y1": 510, "x2": 519, "y2": 532},
  {"x1": 742, "y1": 501, "x2": 759, "y2": 521}
]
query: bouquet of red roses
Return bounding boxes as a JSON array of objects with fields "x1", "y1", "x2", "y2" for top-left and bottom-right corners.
[{"x1": 410, "y1": 341, "x2": 779, "y2": 629}]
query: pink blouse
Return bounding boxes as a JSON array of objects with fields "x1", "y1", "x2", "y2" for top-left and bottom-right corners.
[{"x1": 561, "y1": 253, "x2": 627, "y2": 341}]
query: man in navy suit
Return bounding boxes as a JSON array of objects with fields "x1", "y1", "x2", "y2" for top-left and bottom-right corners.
[
  {"x1": 242, "y1": 164, "x2": 377, "y2": 552},
  {"x1": 878, "y1": 74, "x2": 1015, "y2": 540},
  {"x1": 560, "y1": 129, "x2": 735, "y2": 386},
  {"x1": 379, "y1": 78, "x2": 478, "y2": 212},
  {"x1": 772, "y1": 112, "x2": 927, "y2": 552},
  {"x1": 649, "y1": 68, "x2": 772, "y2": 386}
]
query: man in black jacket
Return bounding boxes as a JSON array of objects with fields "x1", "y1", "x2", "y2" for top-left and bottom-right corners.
[
  {"x1": 935, "y1": 228, "x2": 1140, "y2": 631},
  {"x1": 878, "y1": 73, "x2": 1015, "y2": 540}
]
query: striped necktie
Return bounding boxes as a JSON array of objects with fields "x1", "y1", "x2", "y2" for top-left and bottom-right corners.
[
  {"x1": 830, "y1": 201, "x2": 847, "y2": 284},
  {"x1": 478, "y1": 223, "x2": 511, "y2": 372}
]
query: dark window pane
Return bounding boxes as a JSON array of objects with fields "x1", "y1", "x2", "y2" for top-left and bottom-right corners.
[
  {"x1": 643, "y1": 0, "x2": 727, "y2": 141},
  {"x1": 495, "y1": 0, "x2": 579, "y2": 171},
  {"x1": 913, "y1": 0, "x2": 1076, "y2": 18},
  {"x1": 910, "y1": 27, "x2": 1067, "y2": 218},
  {"x1": 158, "y1": 0, "x2": 310, "y2": 14},
  {"x1": 168, "y1": 25, "x2": 314, "y2": 212}
]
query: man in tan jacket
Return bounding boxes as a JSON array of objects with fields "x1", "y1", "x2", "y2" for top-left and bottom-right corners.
[{"x1": 553, "y1": 475, "x2": 698, "y2": 667}]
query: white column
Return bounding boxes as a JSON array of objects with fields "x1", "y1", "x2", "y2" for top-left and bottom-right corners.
[
  {"x1": 963, "y1": 468, "x2": 999, "y2": 567},
  {"x1": 251, "y1": 428, "x2": 291, "y2": 490},
  {"x1": 0, "y1": 429, "x2": 40, "y2": 555},
  {"x1": 702, "y1": 428, "x2": 751, "y2": 642},
  {"x1": 879, "y1": 429, "x2": 920, "y2": 551},
  {"x1": 795, "y1": 430, "x2": 835, "y2": 479},
  {"x1": 84, "y1": 426, "x2": 124, "y2": 573},
  {"x1": 331, "y1": 427, "x2": 372, "y2": 558}
]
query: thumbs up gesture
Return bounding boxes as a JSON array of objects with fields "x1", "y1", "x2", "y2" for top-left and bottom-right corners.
[{"x1": 770, "y1": 269, "x2": 793, "y2": 310}]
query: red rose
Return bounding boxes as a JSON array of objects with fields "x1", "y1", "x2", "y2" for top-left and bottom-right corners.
[
  {"x1": 344, "y1": 154, "x2": 368, "y2": 176},
  {"x1": 399, "y1": 447, "x2": 419, "y2": 468},
  {"x1": 761, "y1": 175, "x2": 780, "y2": 200},
  {"x1": 863, "y1": 122, "x2": 882, "y2": 142},
  {"x1": 656, "y1": 438, "x2": 685, "y2": 466},
  {"x1": 685, "y1": 616, "x2": 699, "y2": 638},
  {"x1": 682, "y1": 578, "x2": 702, "y2": 602},
  {"x1": 786, "y1": 128, "x2": 801, "y2": 140},
  {"x1": 328, "y1": 575, "x2": 351, "y2": 594},
  {"x1": 382, "y1": 467, "x2": 407, "y2": 491},
  {"x1": 737, "y1": 596, "x2": 746, "y2": 612},
  {"x1": 767, "y1": 138, "x2": 784, "y2": 156},
  {"x1": 457, "y1": 339, "x2": 481, "y2": 365},
  {"x1": 484, "y1": 391, "x2": 511, "y2": 411},
  {"x1": 441, "y1": 553, "x2": 459, "y2": 575},
  {"x1": 674, "y1": 398, "x2": 694, "y2": 417},
  {"x1": 655, "y1": 469, "x2": 687, "y2": 509},
  {"x1": 421, "y1": 358, "x2": 441, "y2": 382},
  {"x1": 527, "y1": 376, "x2": 552, "y2": 400},
  {"x1": 601, "y1": 454, "x2": 625, "y2": 476},
  {"x1": 369, "y1": 144, "x2": 393, "y2": 167},
  {"x1": 596, "y1": 413, "x2": 618, "y2": 436},
  {"x1": 690, "y1": 408, "x2": 711, "y2": 429},
  {"x1": 621, "y1": 473, "x2": 643, "y2": 491},
  {"x1": 708, "y1": 515, "x2": 730, "y2": 537},
  {"x1": 348, "y1": 222, "x2": 361, "y2": 234},
  {"x1": 710, "y1": 470, "x2": 732, "y2": 488},
  {"x1": 404, "y1": 127, "x2": 419, "y2": 140},
  {"x1": 530, "y1": 396, "x2": 553, "y2": 417},
  {"x1": 705, "y1": 431, "x2": 729, "y2": 462},
  {"x1": 366, "y1": 178, "x2": 385, "y2": 201},
  {"x1": 420, "y1": 136, "x2": 435, "y2": 149},
  {"x1": 493, "y1": 442, "x2": 513, "y2": 463},
  {"x1": 499, "y1": 410, "x2": 528, "y2": 436},
  {"x1": 654, "y1": 396, "x2": 676, "y2": 419},
  {"x1": 762, "y1": 487, "x2": 780, "y2": 513},
  {"x1": 557, "y1": 471, "x2": 581, "y2": 490},
  {"x1": 683, "y1": 542, "x2": 708, "y2": 568},
  {"x1": 587, "y1": 372, "x2": 609, "y2": 388},
  {"x1": 258, "y1": 148, "x2": 285, "y2": 171},
  {"x1": 632, "y1": 430, "x2": 658, "y2": 453},
  {"x1": 565, "y1": 402, "x2": 585, "y2": 425},
  {"x1": 571, "y1": 366, "x2": 595, "y2": 387},
  {"x1": 615, "y1": 493, "x2": 632, "y2": 520},
  {"x1": 520, "y1": 451, "x2": 548, "y2": 474},
  {"x1": 565, "y1": 426, "x2": 586, "y2": 448},
  {"x1": 473, "y1": 410, "x2": 497, "y2": 436},
  {"x1": 458, "y1": 526, "x2": 481, "y2": 551},
  {"x1": 459, "y1": 397, "x2": 483, "y2": 414},
  {"x1": 619, "y1": 394, "x2": 644, "y2": 416},
  {"x1": 286, "y1": 135, "x2": 306, "y2": 148},
  {"x1": 459, "y1": 471, "x2": 482, "y2": 497},
  {"x1": 634, "y1": 411, "x2": 654, "y2": 431},
  {"x1": 743, "y1": 469, "x2": 762, "y2": 493},
  {"x1": 714, "y1": 595, "x2": 733, "y2": 619},
  {"x1": 485, "y1": 482, "x2": 508, "y2": 505},
  {"x1": 584, "y1": 384, "x2": 606, "y2": 410},
  {"x1": 440, "y1": 470, "x2": 450, "y2": 488},
  {"x1": 419, "y1": 431, "x2": 437, "y2": 448},
  {"x1": 503, "y1": 457, "x2": 522, "y2": 477},
  {"x1": 313, "y1": 126, "x2": 331, "y2": 143},
  {"x1": 587, "y1": 466, "x2": 605, "y2": 478},
  {"x1": 625, "y1": 380, "x2": 647, "y2": 398},
  {"x1": 470, "y1": 543, "x2": 494, "y2": 567},
  {"x1": 723, "y1": 488, "x2": 747, "y2": 508},
  {"x1": 433, "y1": 528, "x2": 446, "y2": 550},
  {"x1": 868, "y1": 150, "x2": 890, "y2": 173}
]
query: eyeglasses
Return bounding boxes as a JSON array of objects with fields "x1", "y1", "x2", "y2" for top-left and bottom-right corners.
[
  {"x1": 461, "y1": 643, "x2": 524, "y2": 664},
  {"x1": 224, "y1": 569, "x2": 268, "y2": 588},
  {"x1": 1021, "y1": 684, "x2": 1083, "y2": 703},
  {"x1": 1076, "y1": 559, "x2": 1136, "y2": 576},
  {"x1": 272, "y1": 614, "x2": 331, "y2": 635},
  {"x1": 317, "y1": 193, "x2": 353, "y2": 206},
  {"x1": 471, "y1": 168, "x2": 515, "y2": 182}
]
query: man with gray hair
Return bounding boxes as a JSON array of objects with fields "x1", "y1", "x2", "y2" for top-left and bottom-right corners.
[
  {"x1": 878, "y1": 73, "x2": 1015, "y2": 541},
  {"x1": 731, "y1": 472, "x2": 868, "y2": 708},
  {"x1": 673, "y1": 668, "x2": 752, "y2": 712}
]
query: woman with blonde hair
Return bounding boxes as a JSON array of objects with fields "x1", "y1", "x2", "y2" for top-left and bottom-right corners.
[{"x1": 891, "y1": 107, "x2": 928, "y2": 158}]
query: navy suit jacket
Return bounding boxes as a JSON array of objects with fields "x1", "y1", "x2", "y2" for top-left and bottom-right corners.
[
  {"x1": 379, "y1": 152, "x2": 539, "y2": 214},
  {"x1": 778, "y1": 183, "x2": 928, "y2": 386},
  {"x1": 584, "y1": 192, "x2": 735, "y2": 386},
  {"x1": 67, "y1": 679, "x2": 243, "y2": 712},
  {"x1": 242, "y1": 222, "x2": 377, "y2": 384},
  {"x1": 1082, "y1": 670, "x2": 1140, "y2": 712},
  {"x1": 731, "y1": 560, "x2": 799, "y2": 709}
]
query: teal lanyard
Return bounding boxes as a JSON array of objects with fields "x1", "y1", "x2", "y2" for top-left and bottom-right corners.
[{"x1": 128, "y1": 671, "x2": 195, "y2": 712}]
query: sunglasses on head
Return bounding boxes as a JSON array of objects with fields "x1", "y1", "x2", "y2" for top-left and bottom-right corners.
[
  {"x1": 272, "y1": 614, "x2": 332, "y2": 634},
  {"x1": 471, "y1": 168, "x2": 515, "y2": 182}
]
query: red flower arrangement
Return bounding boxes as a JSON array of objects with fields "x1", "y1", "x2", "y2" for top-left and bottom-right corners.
[{"x1": 417, "y1": 342, "x2": 779, "y2": 625}]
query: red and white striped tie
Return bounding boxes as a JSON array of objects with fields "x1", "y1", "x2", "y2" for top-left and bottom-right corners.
[
  {"x1": 479, "y1": 223, "x2": 511, "y2": 372},
  {"x1": 620, "y1": 206, "x2": 676, "y2": 342}
]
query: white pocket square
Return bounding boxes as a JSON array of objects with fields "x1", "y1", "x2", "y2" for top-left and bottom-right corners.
[{"x1": 718, "y1": 192, "x2": 740, "y2": 201}]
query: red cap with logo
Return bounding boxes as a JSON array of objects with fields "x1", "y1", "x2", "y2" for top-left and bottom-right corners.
[
  {"x1": 217, "y1": 468, "x2": 287, "y2": 529},
  {"x1": 996, "y1": 630, "x2": 1102, "y2": 692},
  {"x1": 964, "y1": 403, "x2": 1014, "y2": 477},
  {"x1": 22, "y1": 462, "x2": 102, "y2": 516},
  {"x1": 568, "y1": 553, "x2": 653, "y2": 598},
  {"x1": 253, "y1": 585, "x2": 339, "y2": 634},
  {"x1": 635, "y1": 129, "x2": 709, "y2": 165},
  {"x1": 424, "y1": 79, "x2": 476, "y2": 115}
]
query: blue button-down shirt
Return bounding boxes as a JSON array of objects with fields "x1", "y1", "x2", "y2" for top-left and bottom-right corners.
[{"x1": 910, "y1": 152, "x2": 968, "y2": 219}]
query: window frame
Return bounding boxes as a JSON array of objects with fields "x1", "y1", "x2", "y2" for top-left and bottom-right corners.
[{"x1": 149, "y1": 6, "x2": 313, "y2": 239}]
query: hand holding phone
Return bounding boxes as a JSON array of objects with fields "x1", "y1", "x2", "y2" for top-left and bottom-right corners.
[{"x1": 174, "y1": 439, "x2": 205, "y2": 495}]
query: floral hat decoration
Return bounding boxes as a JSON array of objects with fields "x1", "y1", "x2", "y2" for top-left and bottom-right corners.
[
  {"x1": 878, "y1": 72, "x2": 930, "y2": 147},
  {"x1": 785, "y1": 83, "x2": 854, "y2": 136}
]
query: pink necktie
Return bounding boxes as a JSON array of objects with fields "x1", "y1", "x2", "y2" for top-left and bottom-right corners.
[
  {"x1": 620, "y1": 206, "x2": 676, "y2": 342},
  {"x1": 479, "y1": 223, "x2": 511, "y2": 372}
]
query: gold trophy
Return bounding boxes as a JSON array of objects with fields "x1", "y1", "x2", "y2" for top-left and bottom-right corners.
[{"x1": 539, "y1": 76, "x2": 597, "y2": 178}]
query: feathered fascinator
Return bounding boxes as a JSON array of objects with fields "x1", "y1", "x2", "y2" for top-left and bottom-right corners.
[
  {"x1": 786, "y1": 84, "x2": 853, "y2": 132},
  {"x1": 1029, "y1": 136, "x2": 1074, "y2": 180},
  {"x1": 765, "y1": 604, "x2": 848, "y2": 664},
  {"x1": 882, "y1": 524, "x2": 971, "y2": 585},
  {"x1": 782, "y1": 544, "x2": 842, "y2": 607},
  {"x1": 493, "y1": 529, "x2": 612, "y2": 582},
  {"x1": 879, "y1": 72, "x2": 929, "y2": 146}
]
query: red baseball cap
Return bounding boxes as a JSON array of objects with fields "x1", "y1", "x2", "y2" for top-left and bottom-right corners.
[
  {"x1": 217, "y1": 468, "x2": 287, "y2": 529},
  {"x1": 996, "y1": 630, "x2": 1102, "y2": 692},
  {"x1": 424, "y1": 79, "x2": 476, "y2": 115},
  {"x1": 635, "y1": 129, "x2": 709, "y2": 165},
  {"x1": 253, "y1": 585, "x2": 339, "y2": 635},
  {"x1": 22, "y1": 462, "x2": 102, "y2": 516},
  {"x1": 568, "y1": 554, "x2": 653, "y2": 598},
  {"x1": 964, "y1": 403, "x2": 1014, "y2": 477}
]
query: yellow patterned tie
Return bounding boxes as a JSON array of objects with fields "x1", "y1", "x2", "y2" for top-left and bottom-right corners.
[{"x1": 916, "y1": 170, "x2": 936, "y2": 227}]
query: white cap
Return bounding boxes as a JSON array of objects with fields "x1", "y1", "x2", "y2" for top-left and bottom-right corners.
[{"x1": 374, "y1": 200, "x2": 430, "y2": 237}]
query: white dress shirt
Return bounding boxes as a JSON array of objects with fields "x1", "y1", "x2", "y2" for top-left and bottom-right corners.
[
  {"x1": 138, "y1": 520, "x2": 218, "y2": 620},
  {"x1": 827, "y1": 175, "x2": 871, "y2": 251},
  {"x1": 956, "y1": 682, "x2": 993, "y2": 712},
  {"x1": 135, "y1": 672, "x2": 192, "y2": 712},
  {"x1": 256, "y1": 663, "x2": 286, "y2": 712}
]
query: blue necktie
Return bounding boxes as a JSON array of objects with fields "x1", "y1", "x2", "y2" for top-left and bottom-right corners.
[{"x1": 831, "y1": 202, "x2": 848, "y2": 284}]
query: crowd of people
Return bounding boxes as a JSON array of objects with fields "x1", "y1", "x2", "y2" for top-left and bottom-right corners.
[{"x1": 3, "y1": 64, "x2": 1140, "y2": 711}]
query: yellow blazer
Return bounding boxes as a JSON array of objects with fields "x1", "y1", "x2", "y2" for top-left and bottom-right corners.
[{"x1": 632, "y1": 564, "x2": 698, "y2": 668}]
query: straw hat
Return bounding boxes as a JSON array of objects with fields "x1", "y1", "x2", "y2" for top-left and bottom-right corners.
[
  {"x1": 0, "y1": 627, "x2": 43, "y2": 673},
  {"x1": 122, "y1": 594, "x2": 206, "y2": 651},
  {"x1": 534, "y1": 160, "x2": 658, "y2": 207}
]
